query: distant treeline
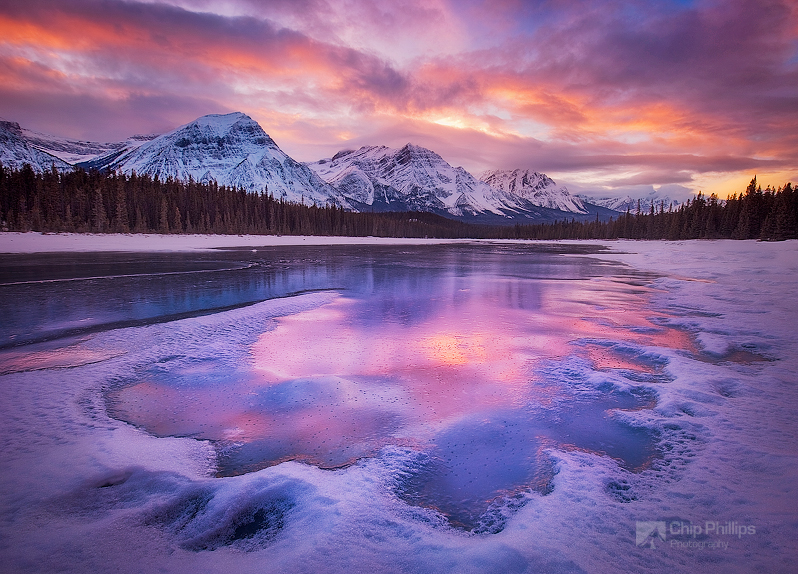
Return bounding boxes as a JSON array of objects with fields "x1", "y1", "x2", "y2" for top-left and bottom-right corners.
[
  {"x1": 1, "y1": 163, "x2": 796, "y2": 240},
  {"x1": 531, "y1": 177, "x2": 798, "y2": 241}
]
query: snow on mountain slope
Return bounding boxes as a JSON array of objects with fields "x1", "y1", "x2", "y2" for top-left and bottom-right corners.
[
  {"x1": 0, "y1": 120, "x2": 73, "y2": 172},
  {"x1": 74, "y1": 135, "x2": 158, "y2": 172},
  {"x1": 95, "y1": 112, "x2": 347, "y2": 207},
  {"x1": 479, "y1": 169, "x2": 587, "y2": 214},
  {"x1": 309, "y1": 144, "x2": 521, "y2": 217},
  {"x1": 578, "y1": 194, "x2": 681, "y2": 213},
  {"x1": 20, "y1": 129, "x2": 131, "y2": 165},
  {"x1": 1, "y1": 113, "x2": 662, "y2": 220}
]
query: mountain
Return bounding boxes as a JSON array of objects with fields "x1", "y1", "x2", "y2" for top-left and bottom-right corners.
[
  {"x1": 1, "y1": 119, "x2": 155, "y2": 172},
  {"x1": 479, "y1": 169, "x2": 587, "y2": 214},
  {"x1": 308, "y1": 144, "x2": 506, "y2": 216},
  {"x1": 0, "y1": 120, "x2": 73, "y2": 172},
  {"x1": 20, "y1": 128, "x2": 133, "y2": 165},
  {"x1": 308, "y1": 144, "x2": 592, "y2": 221},
  {"x1": 577, "y1": 194, "x2": 681, "y2": 213},
  {"x1": 0, "y1": 112, "x2": 631, "y2": 222},
  {"x1": 74, "y1": 135, "x2": 158, "y2": 171},
  {"x1": 83, "y1": 112, "x2": 347, "y2": 207}
]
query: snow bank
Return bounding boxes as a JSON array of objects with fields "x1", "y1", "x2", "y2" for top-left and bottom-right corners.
[{"x1": 0, "y1": 232, "x2": 462, "y2": 253}]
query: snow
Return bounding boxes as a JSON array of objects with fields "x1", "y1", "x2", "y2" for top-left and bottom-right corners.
[
  {"x1": 0, "y1": 232, "x2": 460, "y2": 253},
  {"x1": 1, "y1": 238, "x2": 796, "y2": 571},
  {"x1": 480, "y1": 169, "x2": 587, "y2": 214},
  {"x1": 101, "y1": 113, "x2": 345, "y2": 207}
]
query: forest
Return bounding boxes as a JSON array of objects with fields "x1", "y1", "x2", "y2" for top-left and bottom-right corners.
[{"x1": 1, "y1": 163, "x2": 796, "y2": 241}]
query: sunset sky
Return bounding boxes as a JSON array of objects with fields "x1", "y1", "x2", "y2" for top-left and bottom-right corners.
[{"x1": 1, "y1": 0, "x2": 796, "y2": 199}]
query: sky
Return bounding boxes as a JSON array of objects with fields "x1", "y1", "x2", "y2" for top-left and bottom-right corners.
[{"x1": 1, "y1": 0, "x2": 796, "y2": 200}]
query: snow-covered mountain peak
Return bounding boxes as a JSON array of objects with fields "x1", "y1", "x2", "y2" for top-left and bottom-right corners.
[
  {"x1": 395, "y1": 143, "x2": 447, "y2": 163},
  {"x1": 190, "y1": 111, "x2": 250, "y2": 132},
  {"x1": 0, "y1": 119, "x2": 73, "y2": 172},
  {"x1": 151, "y1": 112, "x2": 280, "y2": 154},
  {"x1": 80, "y1": 112, "x2": 346, "y2": 207},
  {"x1": 310, "y1": 144, "x2": 529, "y2": 216},
  {"x1": 480, "y1": 169, "x2": 587, "y2": 214}
]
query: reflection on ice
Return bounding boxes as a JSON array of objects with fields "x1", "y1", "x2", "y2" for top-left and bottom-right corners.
[
  {"x1": 2, "y1": 241, "x2": 794, "y2": 572},
  {"x1": 105, "y1": 245, "x2": 677, "y2": 530},
  {"x1": 398, "y1": 413, "x2": 554, "y2": 532}
]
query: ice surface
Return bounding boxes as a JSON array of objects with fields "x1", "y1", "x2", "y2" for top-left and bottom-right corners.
[
  {"x1": 0, "y1": 238, "x2": 796, "y2": 573},
  {"x1": 0, "y1": 232, "x2": 459, "y2": 254}
]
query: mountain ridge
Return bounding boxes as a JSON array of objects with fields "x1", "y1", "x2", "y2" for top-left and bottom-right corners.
[
  {"x1": 0, "y1": 112, "x2": 624, "y2": 222},
  {"x1": 80, "y1": 112, "x2": 348, "y2": 208},
  {"x1": 480, "y1": 169, "x2": 587, "y2": 214},
  {"x1": 0, "y1": 120, "x2": 73, "y2": 173}
]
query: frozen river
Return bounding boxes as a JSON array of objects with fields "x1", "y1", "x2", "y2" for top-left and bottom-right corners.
[{"x1": 0, "y1": 237, "x2": 796, "y2": 572}]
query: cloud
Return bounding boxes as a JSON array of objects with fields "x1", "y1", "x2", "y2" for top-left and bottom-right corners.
[
  {"x1": 0, "y1": 0, "x2": 795, "y2": 193},
  {"x1": 0, "y1": 0, "x2": 420, "y2": 133}
]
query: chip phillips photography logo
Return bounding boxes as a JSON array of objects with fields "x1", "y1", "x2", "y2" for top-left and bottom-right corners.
[
  {"x1": 636, "y1": 521, "x2": 667, "y2": 548},
  {"x1": 636, "y1": 520, "x2": 757, "y2": 550}
]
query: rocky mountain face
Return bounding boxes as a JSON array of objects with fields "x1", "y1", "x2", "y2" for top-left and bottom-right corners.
[
  {"x1": 0, "y1": 120, "x2": 73, "y2": 172},
  {"x1": 82, "y1": 112, "x2": 347, "y2": 207},
  {"x1": 308, "y1": 145, "x2": 591, "y2": 219},
  {"x1": 479, "y1": 169, "x2": 587, "y2": 214}
]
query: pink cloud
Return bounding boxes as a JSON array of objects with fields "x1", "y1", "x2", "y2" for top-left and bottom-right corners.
[{"x1": 0, "y1": 0, "x2": 795, "y2": 193}]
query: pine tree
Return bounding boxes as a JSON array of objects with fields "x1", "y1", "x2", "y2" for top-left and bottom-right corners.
[
  {"x1": 159, "y1": 197, "x2": 170, "y2": 234},
  {"x1": 93, "y1": 189, "x2": 108, "y2": 232}
]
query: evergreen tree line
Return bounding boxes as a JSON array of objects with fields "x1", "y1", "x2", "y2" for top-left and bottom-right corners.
[
  {"x1": 593, "y1": 177, "x2": 797, "y2": 241},
  {"x1": 1, "y1": 164, "x2": 796, "y2": 241}
]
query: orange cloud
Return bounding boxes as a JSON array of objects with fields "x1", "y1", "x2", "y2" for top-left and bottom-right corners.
[{"x1": 1, "y1": 0, "x2": 795, "y2": 195}]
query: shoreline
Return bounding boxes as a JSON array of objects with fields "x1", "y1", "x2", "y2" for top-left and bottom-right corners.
[
  {"x1": 0, "y1": 231, "x2": 477, "y2": 253},
  {"x1": 2, "y1": 231, "x2": 668, "y2": 254}
]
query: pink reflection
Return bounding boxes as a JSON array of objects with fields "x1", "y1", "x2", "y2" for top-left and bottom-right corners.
[
  {"x1": 111, "y1": 274, "x2": 688, "y2": 472},
  {"x1": 250, "y1": 294, "x2": 568, "y2": 424}
]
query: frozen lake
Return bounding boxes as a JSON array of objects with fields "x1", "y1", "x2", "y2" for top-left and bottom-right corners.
[{"x1": 0, "y1": 237, "x2": 796, "y2": 572}]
